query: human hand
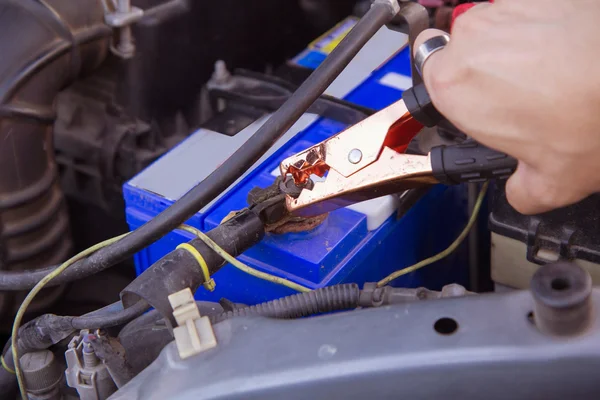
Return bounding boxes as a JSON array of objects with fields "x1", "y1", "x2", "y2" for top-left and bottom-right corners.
[{"x1": 414, "y1": 0, "x2": 600, "y2": 214}]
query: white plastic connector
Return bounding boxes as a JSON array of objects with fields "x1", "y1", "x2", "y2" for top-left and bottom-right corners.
[{"x1": 168, "y1": 288, "x2": 217, "y2": 359}]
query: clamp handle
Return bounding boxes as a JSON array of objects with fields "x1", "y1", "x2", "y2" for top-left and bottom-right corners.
[
  {"x1": 401, "y1": 83, "x2": 443, "y2": 127},
  {"x1": 403, "y1": 82, "x2": 517, "y2": 184},
  {"x1": 430, "y1": 139, "x2": 517, "y2": 185}
]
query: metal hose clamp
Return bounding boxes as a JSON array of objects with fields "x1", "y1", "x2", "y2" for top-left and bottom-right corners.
[{"x1": 414, "y1": 34, "x2": 450, "y2": 77}]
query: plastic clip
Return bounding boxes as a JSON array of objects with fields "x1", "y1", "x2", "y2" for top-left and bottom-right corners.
[{"x1": 168, "y1": 288, "x2": 218, "y2": 359}]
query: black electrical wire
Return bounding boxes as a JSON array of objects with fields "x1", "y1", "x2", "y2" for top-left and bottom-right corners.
[
  {"x1": 6, "y1": 300, "x2": 148, "y2": 360},
  {"x1": 112, "y1": 284, "x2": 360, "y2": 374},
  {"x1": 210, "y1": 283, "x2": 360, "y2": 323},
  {"x1": 71, "y1": 299, "x2": 150, "y2": 330},
  {"x1": 0, "y1": 300, "x2": 148, "y2": 394},
  {"x1": 2, "y1": 283, "x2": 358, "y2": 392},
  {"x1": 0, "y1": 2, "x2": 398, "y2": 291}
]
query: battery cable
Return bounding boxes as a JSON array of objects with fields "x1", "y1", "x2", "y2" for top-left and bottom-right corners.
[
  {"x1": 11, "y1": 233, "x2": 130, "y2": 399},
  {"x1": 11, "y1": 184, "x2": 486, "y2": 398},
  {"x1": 178, "y1": 225, "x2": 311, "y2": 293},
  {"x1": 176, "y1": 242, "x2": 217, "y2": 292},
  {"x1": 11, "y1": 225, "x2": 311, "y2": 398}
]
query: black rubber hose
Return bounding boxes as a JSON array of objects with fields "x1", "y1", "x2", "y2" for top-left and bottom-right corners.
[
  {"x1": 210, "y1": 283, "x2": 361, "y2": 323},
  {"x1": 0, "y1": 300, "x2": 148, "y2": 394},
  {"x1": 0, "y1": 0, "x2": 108, "y2": 282},
  {"x1": 12, "y1": 301, "x2": 149, "y2": 355},
  {"x1": 116, "y1": 286, "x2": 359, "y2": 373},
  {"x1": 6, "y1": 207, "x2": 260, "y2": 385},
  {"x1": 4, "y1": 284, "x2": 357, "y2": 388},
  {"x1": 120, "y1": 208, "x2": 266, "y2": 326},
  {"x1": 71, "y1": 300, "x2": 149, "y2": 330},
  {"x1": 0, "y1": 2, "x2": 397, "y2": 291},
  {"x1": 118, "y1": 301, "x2": 228, "y2": 375}
]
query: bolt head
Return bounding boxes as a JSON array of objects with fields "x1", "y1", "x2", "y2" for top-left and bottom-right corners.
[{"x1": 348, "y1": 148, "x2": 363, "y2": 164}]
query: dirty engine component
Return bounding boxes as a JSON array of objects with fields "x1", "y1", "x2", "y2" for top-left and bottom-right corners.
[{"x1": 1, "y1": 1, "x2": 598, "y2": 399}]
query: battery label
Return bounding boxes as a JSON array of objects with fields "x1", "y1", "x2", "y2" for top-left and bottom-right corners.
[{"x1": 308, "y1": 17, "x2": 358, "y2": 55}]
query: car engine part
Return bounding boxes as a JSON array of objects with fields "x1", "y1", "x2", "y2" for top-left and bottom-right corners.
[
  {"x1": 19, "y1": 350, "x2": 64, "y2": 400},
  {"x1": 490, "y1": 183, "x2": 600, "y2": 289},
  {"x1": 111, "y1": 263, "x2": 600, "y2": 400},
  {"x1": 125, "y1": 18, "x2": 471, "y2": 305},
  {"x1": 0, "y1": 0, "x2": 111, "y2": 327},
  {"x1": 1, "y1": 1, "x2": 598, "y2": 399}
]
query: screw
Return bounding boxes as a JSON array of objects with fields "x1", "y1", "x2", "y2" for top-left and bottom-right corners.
[
  {"x1": 348, "y1": 148, "x2": 363, "y2": 164},
  {"x1": 116, "y1": 0, "x2": 135, "y2": 58}
]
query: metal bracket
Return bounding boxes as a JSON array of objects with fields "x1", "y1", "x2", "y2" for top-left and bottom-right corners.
[
  {"x1": 386, "y1": 2, "x2": 430, "y2": 86},
  {"x1": 103, "y1": 0, "x2": 190, "y2": 59},
  {"x1": 372, "y1": 0, "x2": 401, "y2": 15},
  {"x1": 104, "y1": 6, "x2": 144, "y2": 28}
]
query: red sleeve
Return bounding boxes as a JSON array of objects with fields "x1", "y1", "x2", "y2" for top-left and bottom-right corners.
[{"x1": 451, "y1": 1, "x2": 494, "y2": 31}]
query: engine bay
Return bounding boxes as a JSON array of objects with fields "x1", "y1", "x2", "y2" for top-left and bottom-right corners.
[{"x1": 1, "y1": 1, "x2": 599, "y2": 399}]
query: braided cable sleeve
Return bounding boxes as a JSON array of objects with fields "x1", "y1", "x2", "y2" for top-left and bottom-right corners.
[{"x1": 211, "y1": 284, "x2": 360, "y2": 323}]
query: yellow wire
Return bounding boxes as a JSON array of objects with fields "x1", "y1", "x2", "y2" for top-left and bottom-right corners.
[
  {"x1": 179, "y1": 225, "x2": 311, "y2": 293},
  {"x1": 10, "y1": 220, "x2": 313, "y2": 398},
  {"x1": 377, "y1": 182, "x2": 489, "y2": 288},
  {"x1": 11, "y1": 232, "x2": 130, "y2": 399},
  {"x1": 1, "y1": 354, "x2": 15, "y2": 374},
  {"x1": 177, "y1": 243, "x2": 216, "y2": 291},
  {"x1": 11, "y1": 185, "x2": 487, "y2": 398}
]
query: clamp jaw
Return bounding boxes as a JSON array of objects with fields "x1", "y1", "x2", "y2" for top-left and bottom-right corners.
[
  {"x1": 280, "y1": 84, "x2": 518, "y2": 217},
  {"x1": 272, "y1": 3, "x2": 517, "y2": 217}
]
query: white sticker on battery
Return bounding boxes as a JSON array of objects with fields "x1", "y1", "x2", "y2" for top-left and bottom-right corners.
[
  {"x1": 378, "y1": 72, "x2": 413, "y2": 91},
  {"x1": 323, "y1": 26, "x2": 408, "y2": 99},
  {"x1": 129, "y1": 114, "x2": 319, "y2": 212}
]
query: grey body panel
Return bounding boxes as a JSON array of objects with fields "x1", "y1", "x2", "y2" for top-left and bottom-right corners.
[{"x1": 111, "y1": 289, "x2": 600, "y2": 400}]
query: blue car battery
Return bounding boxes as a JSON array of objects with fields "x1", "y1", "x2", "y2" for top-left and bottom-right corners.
[{"x1": 123, "y1": 18, "x2": 470, "y2": 304}]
